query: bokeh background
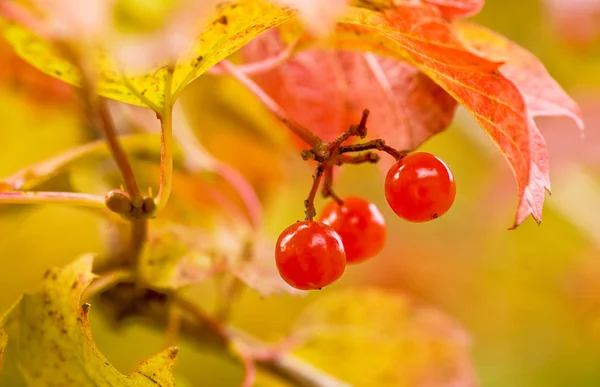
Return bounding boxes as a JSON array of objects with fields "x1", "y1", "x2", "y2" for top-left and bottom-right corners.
[{"x1": 1, "y1": 0, "x2": 600, "y2": 385}]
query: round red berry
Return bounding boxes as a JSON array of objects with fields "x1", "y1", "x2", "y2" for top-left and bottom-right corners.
[
  {"x1": 275, "y1": 220, "x2": 346, "y2": 290},
  {"x1": 318, "y1": 197, "x2": 386, "y2": 264},
  {"x1": 384, "y1": 152, "x2": 456, "y2": 222}
]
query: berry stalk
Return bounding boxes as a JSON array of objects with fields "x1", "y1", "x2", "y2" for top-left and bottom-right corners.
[{"x1": 304, "y1": 164, "x2": 324, "y2": 221}]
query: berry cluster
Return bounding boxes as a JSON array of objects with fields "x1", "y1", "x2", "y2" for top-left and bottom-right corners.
[{"x1": 275, "y1": 111, "x2": 456, "y2": 291}]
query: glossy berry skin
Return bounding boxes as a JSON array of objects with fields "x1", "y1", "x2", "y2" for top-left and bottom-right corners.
[
  {"x1": 275, "y1": 221, "x2": 346, "y2": 290},
  {"x1": 318, "y1": 197, "x2": 386, "y2": 264},
  {"x1": 385, "y1": 152, "x2": 456, "y2": 222}
]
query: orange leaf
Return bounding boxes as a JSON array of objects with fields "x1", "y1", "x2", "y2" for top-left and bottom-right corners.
[
  {"x1": 329, "y1": 4, "x2": 573, "y2": 227},
  {"x1": 455, "y1": 22, "x2": 583, "y2": 128},
  {"x1": 455, "y1": 21, "x2": 584, "y2": 226}
]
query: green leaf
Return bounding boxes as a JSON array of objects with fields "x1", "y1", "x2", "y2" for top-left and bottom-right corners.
[
  {"x1": 292, "y1": 288, "x2": 476, "y2": 386},
  {"x1": 0, "y1": 0, "x2": 294, "y2": 113},
  {"x1": 0, "y1": 255, "x2": 179, "y2": 386}
]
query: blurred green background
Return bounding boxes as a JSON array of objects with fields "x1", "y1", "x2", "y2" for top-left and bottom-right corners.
[{"x1": 1, "y1": 0, "x2": 600, "y2": 385}]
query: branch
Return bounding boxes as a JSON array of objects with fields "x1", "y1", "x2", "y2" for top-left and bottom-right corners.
[
  {"x1": 96, "y1": 99, "x2": 144, "y2": 208},
  {"x1": 81, "y1": 269, "x2": 134, "y2": 301},
  {"x1": 0, "y1": 133, "x2": 161, "y2": 192},
  {"x1": 338, "y1": 139, "x2": 406, "y2": 160},
  {"x1": 61, "y1": 45, "x2": 144, "y2": 209},
  {"x1": 0, "y1": 191, "x2": 106, "y2": 209},
  {"x1": 97, "y1": 285, "x2": 350, "y2": 387}
]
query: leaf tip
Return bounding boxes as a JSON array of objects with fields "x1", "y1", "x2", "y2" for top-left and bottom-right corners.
[
  {"x1": 166, "y1": 346, "x2": 179, "y2": 360},
  {"x1": 80, "y1": 303, "x2": 91, "y2": 315}
]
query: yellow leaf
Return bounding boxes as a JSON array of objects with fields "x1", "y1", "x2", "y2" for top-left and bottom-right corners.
[
  {"x1": 0, "y1": 329, "x2": 5, "y2": 371},
  {"x1": 292, "y1": 288, "x2": 476, "y2": 387},
  {"x1": 0, "y1": 298, "x2": 20, "y2": 371},
  {"x1": 0, "y1": 0, "x2": 294, "y2": 113},
  {"x1": 0, "y1": 255, "x2": 179, "y2": 386},
  {"x1": 129, "y1": 347, "x2": 180, "y2": 386},
  {"x1": 138, "y1": 224, "x2": 217, "y2": 290},
  {"x1": 0, "y1": 301, "x2": 15, "y2": 371}
]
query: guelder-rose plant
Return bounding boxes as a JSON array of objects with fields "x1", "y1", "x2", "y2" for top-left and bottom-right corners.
[{"x1": 0, "y1": 0, "x2": 584, "y2": 386}]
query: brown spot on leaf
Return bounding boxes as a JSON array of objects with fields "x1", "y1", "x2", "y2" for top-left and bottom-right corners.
[
  {"x1": 216, "y1": 15, "x2": 228, "y2": 25},
  {"x1": 191, "y1": 56, "x2": 204, "y2": 68}
]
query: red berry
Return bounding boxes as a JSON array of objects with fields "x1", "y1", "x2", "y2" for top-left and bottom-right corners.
[
  {"x1": 318, "y1": 197, "x2": 386, "y2": 264},
  {"x1": 384, "y1": 152, "x2": 456, "y2": 222},
  {"x1": 275, "y1": 220, "x2": 346, "y2": 290}
]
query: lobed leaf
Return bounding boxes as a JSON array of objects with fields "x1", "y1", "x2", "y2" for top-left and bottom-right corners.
[
  {"x1": 242, "y1": 1, "x2": 572, "y2": 227},
  {"x1": 0, "y1": 255, "x2": 179, "y2": 386},
  {"x1": 455, "y1": 21, "x2": 584, "y2": 226},
  {"x1": 325, "y1": 4, "x2": 566, "y2": 227},
  {"x1": 455, "y1": 22, "x2": 583, "y2": 128},
  {"x1": 0, "y1": 0, "x2": 294, "y2": 112},
  {"x1": 292, "y1": 288, "x2": 476, "y2": 386}
]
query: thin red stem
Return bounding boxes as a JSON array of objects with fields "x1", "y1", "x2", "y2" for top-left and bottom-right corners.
[
  {"x1": 0, "y1": 190, "x2": 106, "y2": 208},
  {"x1": 322, "y1": 166, "x2": 343, "y2": 205},
  {"x1": 61, "y1": 44, "x2": 144, "y2": 210},
  {"x1": 97, "y1": 100, "x2": 144, "y2": 208},
  {"x1": 304, "y1": 164, "x2": 324, "y2": 220},
  {"x1": 209, "y1": 37, "x2": 298, "y2": 76}
]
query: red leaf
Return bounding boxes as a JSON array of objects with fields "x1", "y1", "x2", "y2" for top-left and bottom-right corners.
[
  {"x1": 329, "y1": 4, "x2": 576, "y2": 227},
  {"x1": 455, "y1": 21, "x2": 584, "y2": 226},
  {"x1": 241, "y1": 2, "x2": 580, "y2": 227},
  {"x1": 455, "y1": 22, "x2": 584, "y2": 128},
  {"x1": 241, "y1": 29, "x2": 458, "y2": 151},
  {"x1": 424, "y1": 0, "x2": 484, "y2": 19}
]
